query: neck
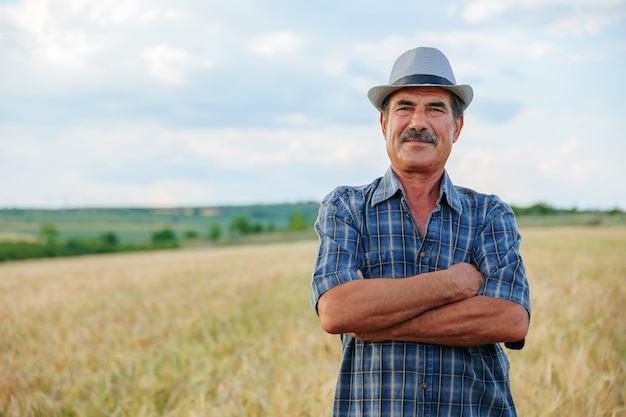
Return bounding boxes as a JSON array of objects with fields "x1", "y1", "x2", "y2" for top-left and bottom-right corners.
[
  {"x1": 393, "y1": 168, "x2": 444, "y2": 236},
  {"x1": 394, "y1": 168, "x2": 443, "y2": 202}
]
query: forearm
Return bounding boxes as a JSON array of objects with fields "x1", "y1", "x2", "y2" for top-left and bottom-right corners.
[
  {"x1": 318, "y1": 265, "x2": 481, "y2": 335},
  {"x1": 351, "y1": 296, "x2": 529, "y2": 346}
]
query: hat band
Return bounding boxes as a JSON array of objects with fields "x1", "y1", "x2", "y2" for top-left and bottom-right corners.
[{"x1": 392, "y1": 74, "x2": 454, "y2": 87}]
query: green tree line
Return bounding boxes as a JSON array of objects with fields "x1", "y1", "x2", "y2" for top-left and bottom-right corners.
[
  {"x1": 0, "y1": 224, "x2": 181, "y2": 262},
  {"x1": 0, "y1": 211, "x2": 316, "y2": 262},
  {"x1": 7, "y1": 204, "x2": 621, "y2": 263}
]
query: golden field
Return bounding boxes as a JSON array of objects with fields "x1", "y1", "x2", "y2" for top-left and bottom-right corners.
[{"x1": 1, "y1": 227, "x2": 625, "y2": 417}]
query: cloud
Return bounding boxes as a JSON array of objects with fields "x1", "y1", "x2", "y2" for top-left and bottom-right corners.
[
  {"x1": 420, "y1": 31, "x2": 554, "y2": 61},
  {"x1": 546, "y1": 8, "x2": 626, "y2": 37},
  {"x1": 249, "y1": 31, "x2": 303, "y2": 57},
  {"x1": 460, "y1": 0, "x2": 626, "y2": 34},
  {"x1": 84, "y1": 1, "x2": 184, "y2": 26},
  {"x1": 0, "y1": 0, "x2": 209, "y2": 83},
  {"x1": 142, "y1": 44, "x2": 191, "y2": 84},
  {"x1": 0, "y1": 0, "x2": 624, "y2": 210},
  {"x1": 449, "y1": 107, "x2": 626, "y2": 209},
  {"x1": 470, "y1": 98, "x2": 524, "y2": 124},
  {"x1": 0, "y1": 121, "x2": 389, "y2": 207},
  {"x1": 462, "y1": 0, "x2": 510, "y2": 23},
  {"x1": 5, "y1": 105, "x2": 621, "y2": 209},
  {"x1": 86, "y1": 179, "x2": 219, "y2": 208},
  {"x1": 0, "y1": 0, "x2": 105, "y2": 72}
]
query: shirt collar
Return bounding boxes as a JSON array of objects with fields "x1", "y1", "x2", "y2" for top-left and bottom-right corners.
[{"x1": 372, "y1": 167, "x2": 463, "y2": 214}]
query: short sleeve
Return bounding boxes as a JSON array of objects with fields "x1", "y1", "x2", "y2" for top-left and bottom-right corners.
[
  {"x1": 310, "y1": 189, "x2": 364, "y2": 314},
  {"x1": 474, "y1": 203, "x2": 531, "y2": 318}
]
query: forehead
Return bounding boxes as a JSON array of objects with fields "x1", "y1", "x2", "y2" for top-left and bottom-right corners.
[{"x1": 387, "y1": 87, "x2": 453, "y2": 105}]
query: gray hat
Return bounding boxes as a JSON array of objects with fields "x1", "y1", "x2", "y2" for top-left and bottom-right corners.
[{"x1": 367, "y1": 47, "x2": 473, "y2": 112}]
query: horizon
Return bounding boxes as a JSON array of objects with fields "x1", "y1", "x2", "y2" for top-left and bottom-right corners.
[{"x1": 0, "y1": 200, "x2": 622, "y2": 213}]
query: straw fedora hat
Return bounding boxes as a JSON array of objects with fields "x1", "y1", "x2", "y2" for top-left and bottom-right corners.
[{"x1": 367, "y1": 47, "x2": 473, "y2": 112}]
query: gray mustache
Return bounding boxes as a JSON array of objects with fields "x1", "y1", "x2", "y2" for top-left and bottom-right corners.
[{"x1": 399, "y1": 129, "x2": 438, "y2": 145}]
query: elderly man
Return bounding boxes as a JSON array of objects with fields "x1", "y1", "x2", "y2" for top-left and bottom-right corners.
[{"x1": 311, "y1": 47, "x2": 531, "y2": 416}]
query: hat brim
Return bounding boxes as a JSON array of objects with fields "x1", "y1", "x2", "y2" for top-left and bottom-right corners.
[{"x1": 367, "y1": 84, "x2": 473, "y2": 112}]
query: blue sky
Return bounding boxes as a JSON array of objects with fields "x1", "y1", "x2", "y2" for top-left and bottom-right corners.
[{"x1": 0, "y1": 0, "x2": 624, "y2": 209}]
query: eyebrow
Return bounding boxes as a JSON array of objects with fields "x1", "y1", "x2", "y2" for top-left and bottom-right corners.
[
  {"x1": 392, "y1": 99, "x2": 449, "y2": 109},
  {"x1": 393, "y1": 99, "x2": 416, "y2": 107},
  {"x1": 428, "y1": 101, "x2": 448, "y2": 109}
]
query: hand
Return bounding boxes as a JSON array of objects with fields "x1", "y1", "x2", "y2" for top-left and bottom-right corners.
[{"x1": 447, "y1": 262, "x2": 485, "y2": 298}]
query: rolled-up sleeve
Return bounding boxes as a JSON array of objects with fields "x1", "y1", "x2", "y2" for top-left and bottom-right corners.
[
  {"x1": 310, "y1": 189, "x2": 364, "y2": 315},
  {"x1": 474, "y1": 203, "x2": 531, "y2": 318}
]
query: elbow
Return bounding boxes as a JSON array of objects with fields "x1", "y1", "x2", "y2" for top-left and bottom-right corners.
[
  {"x1": 320, "y1": 315, "x2": 344, "y2": 335},
  {"x1": 317, "y1": 295, "x2": 349, "y2": 335},
  {"x1": 504, "y1": 305, "x2": 530, "y2": 342}
]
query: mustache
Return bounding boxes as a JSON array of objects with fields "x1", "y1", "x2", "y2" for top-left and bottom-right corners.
[{"x1": 399, "y1": 129, "x2": 439, "y2": 145}]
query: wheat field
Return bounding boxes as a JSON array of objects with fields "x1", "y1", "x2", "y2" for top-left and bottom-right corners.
[{"x1": 1, "y1": 227, "x2": 625, "y2": 416}]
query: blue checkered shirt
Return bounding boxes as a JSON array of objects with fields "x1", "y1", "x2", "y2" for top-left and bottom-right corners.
[{"x1": 311, "y1": 168, "x2": 531, "y2": 417}]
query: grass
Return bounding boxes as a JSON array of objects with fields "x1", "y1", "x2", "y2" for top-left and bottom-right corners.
[
  {"x1": 511, "y1": 227, "x2": 626, "y2": 416},
  {"x1": 0, "y1": 227, "x2": 625, "y2": 416}
]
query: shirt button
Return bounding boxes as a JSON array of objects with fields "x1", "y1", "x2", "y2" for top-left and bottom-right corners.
[
  {"x1": 419, "y1": 252, "x2": 426, "y2": 259},
  {"x1": 421, "y1": 383, "x2": 428, "y2": 389}
]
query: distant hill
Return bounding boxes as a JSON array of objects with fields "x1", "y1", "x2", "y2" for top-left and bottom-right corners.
[
  {"x1": 0, "y1": 202, "x2": 322, "y2": 243},
  {"x1": 1, "y1": 201, "x2": 624, "y2": 244}
]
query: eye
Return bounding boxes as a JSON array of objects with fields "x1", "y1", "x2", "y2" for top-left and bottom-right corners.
[
  {"x1": 395, "y1": 106, "x2": 412, "y2": 115},
  {"x1": 428, "y1": 106, "x2": 446, "y2": 115}
]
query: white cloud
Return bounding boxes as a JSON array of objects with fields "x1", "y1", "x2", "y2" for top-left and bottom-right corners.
[
  {"x1": 448, "y1": 108, "x2": 625, "y2": 208},
  {"x1": 461, "y1": 0, "x2": 626, "y2": 31},
  {"x1": 0, "y1": 0, "x2": 196, "y2": 79},
  {"x1": 0, "y1": 122, "x2": 389, "y2": 207},
  {"x1": 546, "y1": 11, "x2": 625, "y2": 37},
  {"x1": 1, "y1": 105, "x2": 623, "y2": 208},
  {"x1": 249, "y1": 31, "x2": 303, "y2": 57},
  {"x1": 141, "y1": 44, "x2": 191, "y2": 84},
  {"x1": 462, "y1": 0, "x2": 510, "y2": 23},
  {"x1": 39, "y1": 30, "x2": 99, "y2": 72},
  {"x1": 85, "y1": 1, "x2": 162, "y2": 26},
  {"x1": 276, "y1": 113, "x2": 315, "y2": 126},
  {"x1": 0, "y1": 0, "x2": 624, "y2": 209},
  {"x1": 0, "y1": 0, "x2": 105, "y2": 72},
  {"x1": 322, "y1": 56, "x2": 349, "y2": 76},
  {"x1": 354, "y1": 35, "x2": 417, "y2": 73},
  {"x1": 98, "y1": 180, "x2": 216, "y2": 207},
  {"x1": 426, "y1": 32, "x2": 554, "y2": 61},
  {"x1": 175, "y1": 124, "x2": 386, "y2": 169}
]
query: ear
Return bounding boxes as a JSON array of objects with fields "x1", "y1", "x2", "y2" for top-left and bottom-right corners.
[
  {"x1": 380, "y1": 111, "x2": 387, "y2": 139},
  {"x1": 452, "y1": 115, "x2": 464, "y2": 143}
]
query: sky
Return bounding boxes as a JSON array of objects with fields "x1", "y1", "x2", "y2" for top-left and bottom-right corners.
[{"x1": 0, "y1": 0, "x2": 625, "y2": 210}]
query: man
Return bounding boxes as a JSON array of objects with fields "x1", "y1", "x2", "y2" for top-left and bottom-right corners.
[{"x1": 310, "y1": 47, "x2": 531, "y2": 416}]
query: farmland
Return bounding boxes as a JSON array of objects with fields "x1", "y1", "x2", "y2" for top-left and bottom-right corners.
[
  {"x1": 1, "y1": 226, "x2": 625, "y2": 416},
  {"x1": 0, "y1": 204, "x2": 322, "y2": 244}
]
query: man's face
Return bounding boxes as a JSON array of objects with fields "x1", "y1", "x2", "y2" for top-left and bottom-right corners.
[{"x1": 381, "y1": 87, "x2": 463, "y2": 177}]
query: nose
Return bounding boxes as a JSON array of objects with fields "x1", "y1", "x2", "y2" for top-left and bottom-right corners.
[{"x1": 408, "y1": 108, "x2": 428, "y2": 130}]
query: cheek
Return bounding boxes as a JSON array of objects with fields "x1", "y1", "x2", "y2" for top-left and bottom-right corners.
[{"x1": 389, "y1": 123, "x2": 406, "y2": 142}]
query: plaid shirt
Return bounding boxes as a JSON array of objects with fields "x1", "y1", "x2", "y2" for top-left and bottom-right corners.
[{"x1": 311, "y1": 168, "x2": 531, "y2": 417}]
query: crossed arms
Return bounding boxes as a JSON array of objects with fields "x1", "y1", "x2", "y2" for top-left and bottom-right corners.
[{"x1": 317, "y1": 263, "x2": 529, "y2": 347}]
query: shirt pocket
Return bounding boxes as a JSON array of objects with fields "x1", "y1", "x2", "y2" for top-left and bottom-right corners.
[{"x1": 363, "y1": 249, "x2": 408, "y2": 278}]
